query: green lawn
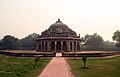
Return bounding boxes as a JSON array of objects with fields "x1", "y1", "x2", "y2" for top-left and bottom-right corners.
[
  {"x1": 67, "y1": 56, "x2": 120, "y2": 77},
  {"x1": 0, "y1": 55, "x2": 50, "y2": 77}
]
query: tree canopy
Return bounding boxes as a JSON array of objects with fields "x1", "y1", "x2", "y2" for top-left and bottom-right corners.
[
  {"x1": 2, "y1": 35, "x2": 20, "y2": 49},
  {"x1": 112, "y1": 30, "x2": 120, "y2": 48},
  {"x1": 0, "y1": 33, "x2": 39, "y2": 50},
  {"x1": 83, "y1": 33, "x2": 104, "y2": 47},
  {"x1": 20, "y1": 33, "x2": 39, "y2": 49}
]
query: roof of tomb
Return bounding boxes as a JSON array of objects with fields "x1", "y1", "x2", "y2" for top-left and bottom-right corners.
[{"x1": 40, "y1": 19, "x2": 79, "y2": 38}]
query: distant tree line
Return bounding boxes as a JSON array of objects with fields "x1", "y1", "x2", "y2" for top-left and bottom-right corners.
[
  {"x1": 0, "y1": 31, "x2": 120, "y2": 51},
  {"x1": 0, "y1": 33, "x2": 39, "y2": 50},
  {"x1": 81, "y1": 33, "x2": 119, "y2": 51}
]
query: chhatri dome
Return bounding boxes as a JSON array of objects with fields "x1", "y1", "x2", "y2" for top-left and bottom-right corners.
[
  {"x1": 41, "y1": 19, "x2": 77, "y2": 37},
  {"x1": 37, "y1": 19, "x2": 81, "y2": 52}
]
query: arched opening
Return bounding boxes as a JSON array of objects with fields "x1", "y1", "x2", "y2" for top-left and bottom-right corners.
[
  {"x1": 63, "y1": 41, "x2": 67, "y2": 50},
  {"x1": 74, "y1": 42, "x2": 76, "y2": 50},
  {"x1": 51, "y1": 41, "x2": 55, "y2": 50},
  {"x1": 56, "y1": 42, "x2": 61, "y2": 50},
  {"x1": 70, "y1": 42, "x2": 72, "y2": 50},
  {"x1": 38, "y1": 42, "x2": 41, "y2": 50}
]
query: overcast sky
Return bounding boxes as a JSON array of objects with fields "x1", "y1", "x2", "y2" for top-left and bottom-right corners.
[{"x1": 0, "y1": 0, "x2": 120, "y2": 41}]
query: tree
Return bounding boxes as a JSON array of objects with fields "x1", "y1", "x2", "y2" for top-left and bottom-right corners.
[
  {"x1": 103, "y1": 41, "x2": 116, "y2": 48},
  {"x1": 20, "y1": 33, "x2": 39, "y2": 49},
  {"x1": 83, "y1": 33, "x2": 104, "y2": 49},
  {"x1": 2, "y1": 35, "x2": 20, "y2": 49},
  {"x1": 81, "y1": 34, "x2": 91, "y2": 44},
  {"x1": 81, "y1": 56, "x2": 89, "y2": 69},
  {"x1": 33, "y1": 56, "x2": 40, "y2": 68},
  {"x1": 112, "y1": 30, "x2": 120, "y2": 48},
  {"x1": 82, "y1": 56, "x2": 87, "y2": 68}
]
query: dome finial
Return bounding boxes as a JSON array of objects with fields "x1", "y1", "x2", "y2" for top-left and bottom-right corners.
[
  {"x1": 56, "y1": 18, "x2": 62, "y2": 23},
  {"x1": 58, "y1": 19, "x2": 60, "y2": 21}
]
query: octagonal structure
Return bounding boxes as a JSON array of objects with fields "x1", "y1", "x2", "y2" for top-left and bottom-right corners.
[{"x1": 36, "y1": 19, "x2": 81, "y2": 52}]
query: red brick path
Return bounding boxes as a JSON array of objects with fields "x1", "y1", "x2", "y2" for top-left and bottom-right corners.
[{"x1": 38, "y1": 53, "x2": 73, "y2": 77}]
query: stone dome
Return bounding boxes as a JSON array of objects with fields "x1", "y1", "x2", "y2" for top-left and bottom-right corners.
[{"x1": 40, "y1": 19, "x2": 77, "y2": 37}]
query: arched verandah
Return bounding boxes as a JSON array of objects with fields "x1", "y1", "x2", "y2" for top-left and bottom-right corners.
[
  {"x1": 63, "y1": 41, "x2": 67, "y2": 50},
  {"x1": 51, "y1": 41, "x2": 55, "y2": 50},
  {"x1": 56, "y1": 41, "x2": 61, "y2": 50},
  {"x1": 39, "y1": 40, "x2": 81, "y2": 51}
]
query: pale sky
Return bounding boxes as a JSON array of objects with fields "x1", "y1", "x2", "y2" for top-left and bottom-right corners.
[{"x1": 0, "y1": 0, "x2": 120, "y2": 41}]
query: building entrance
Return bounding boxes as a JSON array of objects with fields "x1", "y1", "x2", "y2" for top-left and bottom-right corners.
[{"x1": 56, "y1": 42, "x2": 61, "y2": 51}]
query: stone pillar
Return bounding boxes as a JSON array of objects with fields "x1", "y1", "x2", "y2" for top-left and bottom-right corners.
[
  {"x1": 66, "y1": 41, "x2": 70, "y2": 51},
  {"x1": 40, "y1": 41, "x2": 43, "y2": 50},
  {"x1": 68, "y1": 41, "x2": 70, "y2": 51},
  {"x1": 47, "y1": 41, "x2": 51, "y2": 51},
  {"x1": 43, "y1": 41, "x2": 45, "y2": 51},
  {"x1": 72, "y1": 41, "x2": 74, "y2": 51},
  {"x1": 55, "y1": 41, "x2": 57, "y2": 51},
  {"x1": 76, "y1": 41, "x2": 77, "y2": 51}
]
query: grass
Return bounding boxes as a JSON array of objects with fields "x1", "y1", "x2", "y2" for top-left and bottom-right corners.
[
  {"x1": 67, "y1": 56, "x2": 120, "y2": 77},
  {"x1": 0, "y1": 55, "x2": 50, "y2": 77}
]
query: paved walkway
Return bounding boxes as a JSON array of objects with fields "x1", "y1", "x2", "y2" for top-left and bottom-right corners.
[{"x1": 38, "y1": 53, "x2": 73, "y2": 77}]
